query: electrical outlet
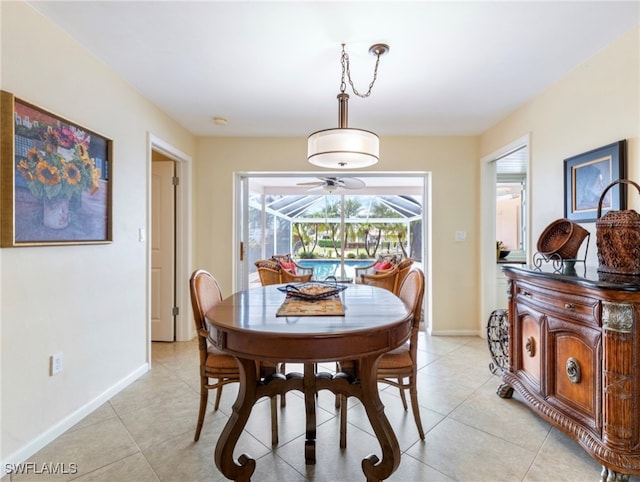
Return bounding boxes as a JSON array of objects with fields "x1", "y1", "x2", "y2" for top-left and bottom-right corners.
[{"x1": 50, "y1": 352, "x2": 63, "y2": 376}]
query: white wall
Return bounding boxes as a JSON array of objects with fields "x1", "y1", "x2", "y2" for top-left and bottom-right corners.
[
  {"x1": 0, "y1": 1, "x2": 195, "y2": 463},
  {"x1": 481, "y1": 26, "x2": 640, "y2": 267}
]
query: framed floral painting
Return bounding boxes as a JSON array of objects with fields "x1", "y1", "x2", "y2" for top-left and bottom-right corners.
[{"x1": 0, "y1": 91, "x2": 112, "y2": 246}]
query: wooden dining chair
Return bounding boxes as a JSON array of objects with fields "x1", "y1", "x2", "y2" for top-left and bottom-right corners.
[
  {"x1": 393, "y1": 258, "x2": 414, "y2": 295},
  {"x1": 189, "y1": 269, "x2": 279, "y2": 444},
  {"x1": 339, "y1": 267, "x2": 426, "y2": 447}
]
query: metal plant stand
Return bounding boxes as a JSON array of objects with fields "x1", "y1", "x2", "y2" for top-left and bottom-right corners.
[{"x1": 487, "y1": 309, "x2": 509, "y2": 375}]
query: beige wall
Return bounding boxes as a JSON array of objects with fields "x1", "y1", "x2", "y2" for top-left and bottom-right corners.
[
  {"x1": 0, "y1": 1, "x2": 195, "y2": 462},
  {"x1": 194, "y1": 136, "x2": 480, "y2": 334},
  {"x1": 1, "y1": 0, "x2": 638, "y2": 469},
  {"x1": 481, "y1": 26, "x2": 640, "y2": 267}
]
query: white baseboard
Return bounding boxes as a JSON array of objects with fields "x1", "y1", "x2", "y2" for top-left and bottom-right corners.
[
  {"x1": 428, "y1": 329, "x2": 481, "y2": 337},
  {"x1": 1, "y1": 363, "x2": 149, "y2": 474}
]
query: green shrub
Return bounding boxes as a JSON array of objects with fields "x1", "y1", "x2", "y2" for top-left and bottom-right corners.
[
  {"x1": 318, "y1": 239, "x2": 341, "y2": 248},
  {"x1": 297, "y1": 251, "x2": 317, "y2": 259}
]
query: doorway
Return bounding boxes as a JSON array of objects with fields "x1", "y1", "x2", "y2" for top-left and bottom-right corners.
[
  {"x1": 151, "y1": 152, "x2": 176, "y2": 341},
  {"x1": 147, "y1": 135, "x2": 193, "y2": 353},
  {"x1": 233, "y1": 172, "x2": 431, "y2": 328},
  {"x1": 480, "y1": 134, "x2": 530, "y2": 327}
]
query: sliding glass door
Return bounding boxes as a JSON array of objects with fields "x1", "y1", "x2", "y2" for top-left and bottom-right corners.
[{"x1": 235, "y1": 173, "x2": 427, "y2": 291}]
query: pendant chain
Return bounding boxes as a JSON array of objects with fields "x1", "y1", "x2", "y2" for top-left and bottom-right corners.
[{"x1": 339, "y1": 44, "x2": 383, "y2": 98}]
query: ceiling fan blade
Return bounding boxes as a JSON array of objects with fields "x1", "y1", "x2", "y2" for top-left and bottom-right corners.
[
  {"x1": 339, "y1": 177, "x2": 366, "y2": 189},
  {"x1": 296, "y1": 181, "x2": 325, "y2": 186}
]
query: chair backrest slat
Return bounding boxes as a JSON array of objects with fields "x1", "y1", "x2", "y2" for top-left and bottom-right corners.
[
  {"x1": 190, "y1": 269, "x2": 223, "y2": 332},
  {"x1": 397, "y1": 268, "x2": 425, "y2": 328}
]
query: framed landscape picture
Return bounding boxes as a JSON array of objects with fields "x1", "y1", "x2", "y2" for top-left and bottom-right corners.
[
  {"x1": 564, "y1": 140, "x2": 626, "y2": 223},
  {"x1": 0, "y1": 91, "x2": 112, "y2": 246}
]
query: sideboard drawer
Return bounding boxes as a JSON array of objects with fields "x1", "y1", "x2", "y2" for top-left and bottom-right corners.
[{"x1": 515, "y1": 281, "x2": 600, "y2": 327}]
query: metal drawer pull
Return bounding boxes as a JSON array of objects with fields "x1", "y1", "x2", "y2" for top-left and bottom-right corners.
[
  {"x1": 522, "y1": 290, "x2": 532, "y2": 297},
  {"x1": 566, "y1": 357, "x2": 581, "y2": 384},
  {"x1": 525, "y1": 336, "x2": 535, "y2": 357},
  {"x1": 564, "y1": 303, "x2": 574, "y2": 310}
]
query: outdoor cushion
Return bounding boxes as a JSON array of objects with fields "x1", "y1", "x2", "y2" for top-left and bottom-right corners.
[
  {"x1": 280, "y1": 260, "x2": 296, "y2": 274},
  {"x1": 374, "y1": 261, "x2": 393, "y2": 271}
]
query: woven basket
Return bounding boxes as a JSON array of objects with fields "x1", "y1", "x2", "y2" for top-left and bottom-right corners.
[
  {"x1": 537, "y1": 218, "x2": 589, "y2": 259},
  {"x1": 596, "y1": 179, "x2": 640, "y2": 275}
]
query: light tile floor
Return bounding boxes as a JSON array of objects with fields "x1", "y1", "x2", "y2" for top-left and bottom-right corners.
[{"x1": 5, "y1": 334, "x2": 638, "y2": 481}]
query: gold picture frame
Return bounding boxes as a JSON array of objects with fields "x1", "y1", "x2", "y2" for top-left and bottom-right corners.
[{"x1": 1, "y1": 91, "x2": 112, "y2": 246}]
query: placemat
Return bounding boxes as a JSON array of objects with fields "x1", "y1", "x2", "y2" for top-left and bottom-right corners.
[{"x1": 276, "y1": 295, "x2": 345, "y2": 317}]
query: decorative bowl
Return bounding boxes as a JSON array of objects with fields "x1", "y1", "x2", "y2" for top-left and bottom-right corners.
[{"x1": 277, "y1": 282, "x2": 348, "y2": 300}]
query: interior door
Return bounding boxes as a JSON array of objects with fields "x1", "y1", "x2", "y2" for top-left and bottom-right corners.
[
  {"x1": 151, "y1": 157, "x2": 176, "y2": 341},
  {"x1": 235, "y1": 175, "x2": 250, "y2": 292}
]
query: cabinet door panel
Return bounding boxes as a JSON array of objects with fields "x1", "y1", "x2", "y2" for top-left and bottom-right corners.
[
  {"x1": 548, "y1": 319, "x2": 601, "y2": 434},
  {"x1": 515, "y1": 305, "x2": 543, "y2": 393}
]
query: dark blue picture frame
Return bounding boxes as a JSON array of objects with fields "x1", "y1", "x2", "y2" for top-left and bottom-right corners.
[{"x1": 564, "y1": 140, "x2": 627, "y2": 223}]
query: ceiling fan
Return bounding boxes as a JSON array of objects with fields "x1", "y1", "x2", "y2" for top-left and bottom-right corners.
[{"x1": 296, "y1": 176, "x2": 366, "y2": 193}]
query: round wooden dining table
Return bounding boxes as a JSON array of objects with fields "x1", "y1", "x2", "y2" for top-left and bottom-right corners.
[{"x1": 205, "y1": 283, "x2": 412, "y2": 482}]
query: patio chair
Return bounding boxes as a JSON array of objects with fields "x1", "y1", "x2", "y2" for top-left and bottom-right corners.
[
  {"x1": 271, "y1": 254, "x2": 314, "y2": 280},
  {"x1": 255, "y1": 259, "x2": 313, "y2": 285},
  {"x1": 280, "y1": 269, "x2": 312, "y2": 283},
  {"x1": 354, "y1": 254, "x2": 400, "y2": 279},
  {"x1": 357, "y1": 265, "x2": 399, "y2": 292},
  {"x1": 255, "y1": 260, "x2": 283, "y2": 286}
]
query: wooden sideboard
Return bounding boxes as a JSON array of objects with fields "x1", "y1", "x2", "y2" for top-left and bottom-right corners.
[{"x1": 500, "y1": 265, "x2": 640, "y2": 481}]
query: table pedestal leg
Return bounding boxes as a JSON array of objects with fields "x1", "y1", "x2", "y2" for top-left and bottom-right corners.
[
  {"x1": 214, "y1": 357, "x2": 258, "y2": 482},
  {"x1": 304, "y1": 362, "x2": 317, "y2": 464},
  {"x1": 358, "y1": 354, "x2": 401, "y2": 482},
  {"x1": 213, "y1": 355, "x2": 401, "y2": 481}
]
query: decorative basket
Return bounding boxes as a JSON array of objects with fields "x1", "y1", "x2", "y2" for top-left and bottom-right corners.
[
  {"x1": 537, "y1": 218, "x2": 589, "y2": 259},
  {"x1": 596, "y1": 179, "x2": 640, "y2": 275},
  {"x1": 277, "y1": 282, "x2": 348, "y2": 300}
]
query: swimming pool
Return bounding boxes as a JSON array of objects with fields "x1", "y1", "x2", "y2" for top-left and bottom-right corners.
[{"x1": 296, "y1": 259, "x2": 373, "y2": 280}]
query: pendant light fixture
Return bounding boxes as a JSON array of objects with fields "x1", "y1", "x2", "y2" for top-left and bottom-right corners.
[{"x1": 308, "y1": 43, "x2": 389, "y2": 169}]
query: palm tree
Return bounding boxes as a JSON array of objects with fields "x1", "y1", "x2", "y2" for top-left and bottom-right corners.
[
  {"x1": 292, "y1": 221, "x2": 317, "y2": 256},
  {"x1": 339, "y1": 198, "x2": 363, "y2": 254},
  {"x1": 369, "y1": 201, "x2": 402, "y2": 256},
  {"x1": 396, "y1": 228, "x2": 409, "y2": 258},
  {"x1": 323, "y1": 200, "x2": 341, "y2": 257}
]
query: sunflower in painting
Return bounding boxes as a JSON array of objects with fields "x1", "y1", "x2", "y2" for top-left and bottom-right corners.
[{"x1": 16, "y1": 127, "x2": 101, "y2": 202}]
